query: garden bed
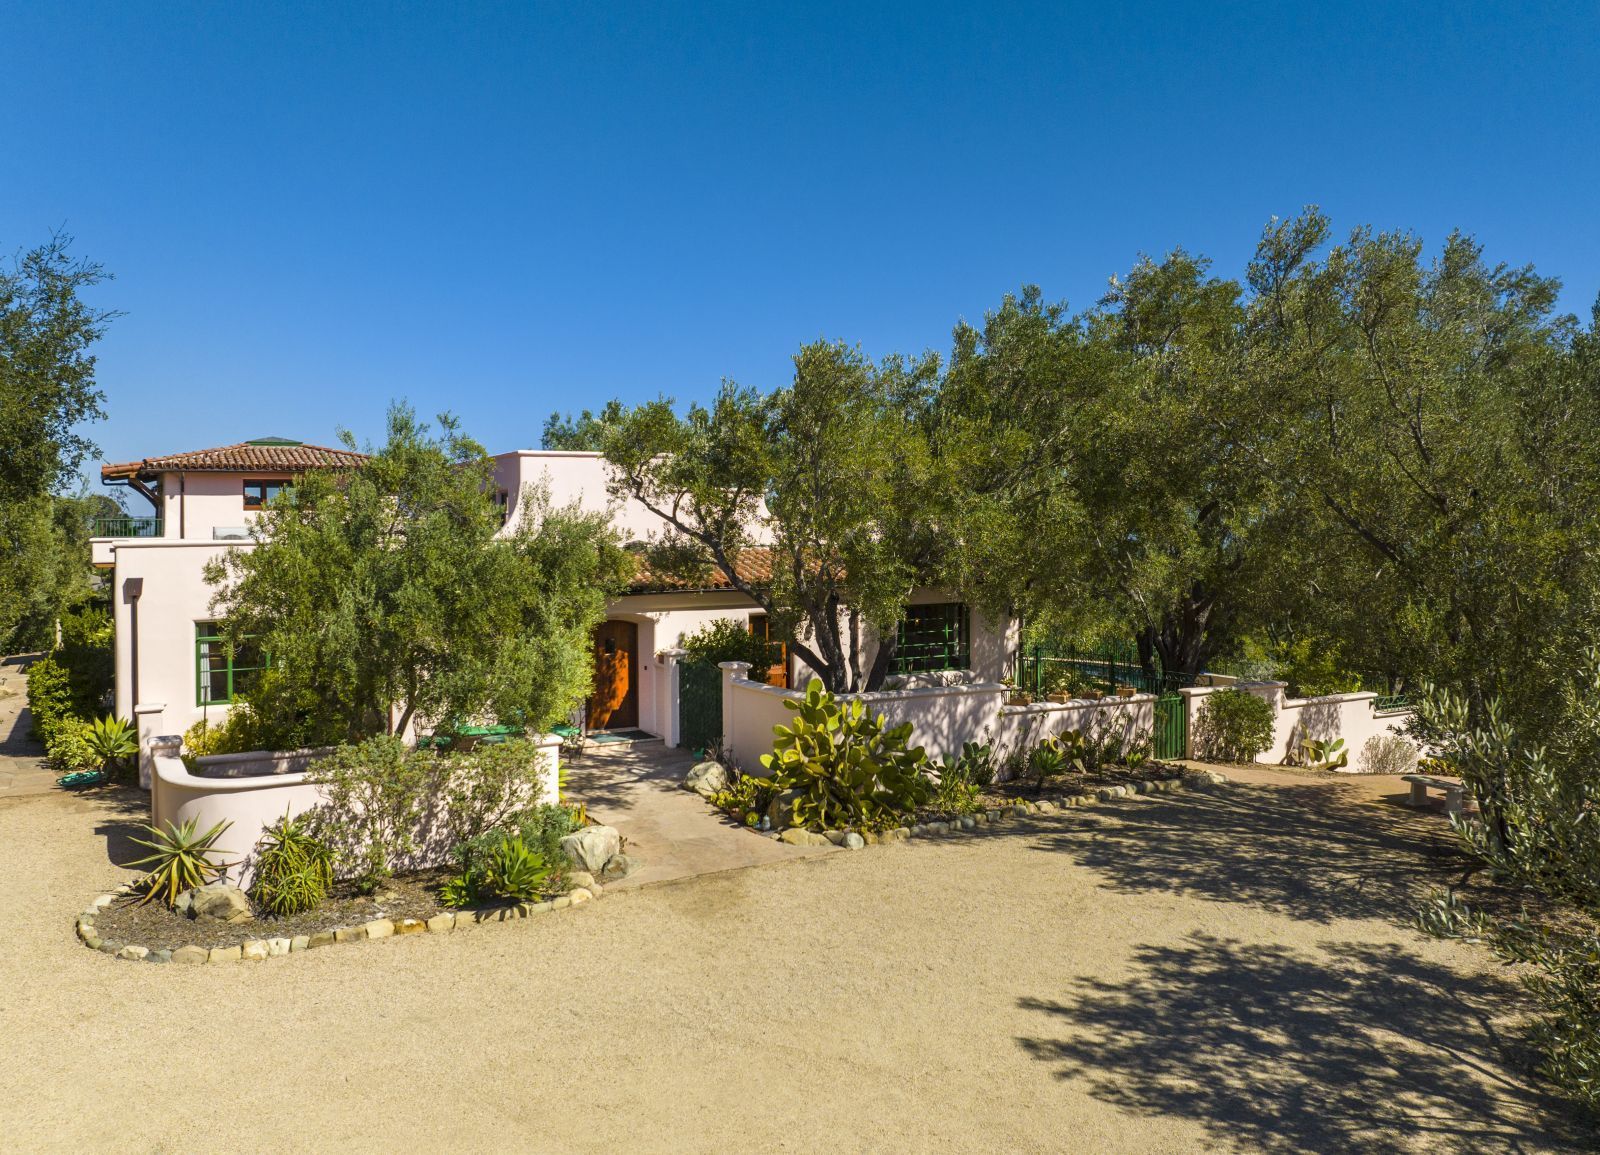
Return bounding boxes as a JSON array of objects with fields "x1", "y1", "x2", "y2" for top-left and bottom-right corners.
[{"x1": 91, "y1": 869, "x2": 457, "y2": 951}]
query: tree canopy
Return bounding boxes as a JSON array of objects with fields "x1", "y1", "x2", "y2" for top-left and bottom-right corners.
[
  {"x1": 0, "y1": 235, "x2": 117, "y2": 651},
  {"x1": 206, "y1": 405, "x2": 630, "y2": 744}
]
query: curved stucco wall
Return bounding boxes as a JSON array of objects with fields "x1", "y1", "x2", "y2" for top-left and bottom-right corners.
[{"x1": 147, "y1": 735, "x2": 561, "y2": 888}]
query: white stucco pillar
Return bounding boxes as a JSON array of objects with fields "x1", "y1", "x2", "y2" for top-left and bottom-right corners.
[
  {"x1": 146, "y1": 733, "x2": 183, "y2": 826},
  {"x1": 134, "y1": 702, "x2": 167, "y2": 791},
  {"x1": 718, "y1": 661, "x2": 751, "y2": 762},
  {"x1": 658, "y1": 648, "x2": 687, "y2": 748}
]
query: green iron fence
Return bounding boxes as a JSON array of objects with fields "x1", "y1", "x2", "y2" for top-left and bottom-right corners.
[
  {"x1": 679, "y1": 659, "x2": 723, "y2": 758},
  {"x1": 1016, "y1": 642, "x2": 1197, "y2": 698}
]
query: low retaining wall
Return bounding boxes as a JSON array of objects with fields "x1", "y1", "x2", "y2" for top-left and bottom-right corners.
[{"x1": 148, "y1": 734, "x2": 561, "y2": 888}]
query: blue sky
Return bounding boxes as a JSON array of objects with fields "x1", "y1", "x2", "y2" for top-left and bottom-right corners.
[{"x1": 4, "y1": 2, "x2": 1597, "y2": 491}]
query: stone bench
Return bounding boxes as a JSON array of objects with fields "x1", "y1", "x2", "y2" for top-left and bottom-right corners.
[{"x1": 1403, "y1": 773, "x2": 1466, "y2": 818}]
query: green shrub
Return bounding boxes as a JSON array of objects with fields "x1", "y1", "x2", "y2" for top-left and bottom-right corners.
[
  {"x1": 1194, "y1": 689, "x2": 1276, "y2": 763},
  {"x1": 442, "y1": 832, "x2": 554, "y2": 907},
  {"x1": 762, "y1": 679, "x2": 931, "y2": 830},
  {"x1": 444, "y1": 739, "x2": 557, "y2": 845},
  {"x1": 249, "y1": 812, "x2": 334, "y2": 916},
  {"x1": 43, "y1": 716, "x2": 99, "y2": 771},
  {"x1": 681, "y1": 617, "x2": 780, "y2": 684},
  {"x1": 25, "y1": 654, "x2": 73, "y2": 741},
  {"x1": 181, "y1": 705, "x2": 285, "y2": 767},
  {"x1": 1407, "y1": 665, "x2": 1600, "y2": 1111},
  {"x1": 57, "y1": 606, "x2": 113, "y2": 716},
  {"x1": 1358, "y1": 733, "x2": 1418, "y2": 775},
  {"x1": 128, "y1": 817, "x2": 234, "y2": 907},
  {"x1": 306, "y1": 737, "x2": 445, "y2": 892}
]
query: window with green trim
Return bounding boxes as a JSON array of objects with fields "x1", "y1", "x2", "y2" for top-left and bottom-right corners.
[
  {"x1": 890, "y1": 603, "x2": 971, "y2": 674},
  {"x1": 196, "y1": 621, "x2": 268, "y2": 706}
]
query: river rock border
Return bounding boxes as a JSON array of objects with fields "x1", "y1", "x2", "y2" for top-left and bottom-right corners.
[
  {"x1": 767, "y1": 766, "x2": 1230, "y2": 848},
  {"x1": 74, "y1": 876, "x2": 606, "y2": 965}
]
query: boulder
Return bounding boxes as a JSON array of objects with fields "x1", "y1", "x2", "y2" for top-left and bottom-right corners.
[
  {"x1": 842, "y1": 832, "x2": 866, "y2": 850},
  {"x1": 599, "y1": 854, "x2": 634, "y2": 882},
  {"x1": 778, "y1": 827, "x2": 830, "y2": 847},
  {"x1": 560, "y1": 825, "x2": 622, "y2": 874},
  {"x1": 684, "y1": 761, "x2": 730, "y2": 798},
  {"x1": 184, "y1": 883, "x2": 253, "y2": 924},
  {"x1": 567, "y1": 870, "x2": 600, "y2": 895}
]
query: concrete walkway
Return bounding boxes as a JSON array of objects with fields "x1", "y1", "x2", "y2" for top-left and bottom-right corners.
[
  {"x1": 563, "y1": 739, "x2": 832, "y2": 888},
  {"x1": 0, "y1": 655, "x2": 55, "y2": 800}
]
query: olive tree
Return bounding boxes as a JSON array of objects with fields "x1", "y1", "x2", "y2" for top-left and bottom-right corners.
[{"x1": 206, "y1": 404, "x2": 629, "y2": 745}]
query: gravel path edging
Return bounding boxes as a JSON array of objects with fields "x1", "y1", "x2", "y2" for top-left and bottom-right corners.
[{"x1": 73, "y1": 882, "x2": 603, "y2": 965}]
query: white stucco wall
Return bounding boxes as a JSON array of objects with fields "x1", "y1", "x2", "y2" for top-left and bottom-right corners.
[
  {"x1": 721, "y1": 667, "x2": 1159, "y2": 777},
  {"x1": 1181, "y1": 682, "x2": 1415, "y2": 768},
  {"x1": 111, "y1": 538, "x2": 244, "y2": 735},
  {"x1": 155, "y1": 470, "x2": 270, "y2": 541}
]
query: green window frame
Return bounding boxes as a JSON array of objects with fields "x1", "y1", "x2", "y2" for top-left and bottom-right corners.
[
  {"x1": 195, "y1": 621, "x2": 268, "y2": 706},
  {"x1": 891, "y1": 603, "x2": 971, "y2": 674}
]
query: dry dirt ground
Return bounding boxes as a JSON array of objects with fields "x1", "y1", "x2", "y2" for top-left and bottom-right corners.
[{"x1": 2, "y1": 776, "x2": 1596, "y2": 1154}]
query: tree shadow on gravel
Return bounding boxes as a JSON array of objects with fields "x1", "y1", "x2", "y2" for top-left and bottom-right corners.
[
  {"x1": 1028, "y1": 783, "x2": 1471, "y2": 925},
  {"x1": 1018, "y1": 933, "x2": 1596, "y2": 1153}
]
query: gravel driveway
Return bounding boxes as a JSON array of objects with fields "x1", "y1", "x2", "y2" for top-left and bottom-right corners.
[{"x1": 2, "y1": 778, "x2": 1594, "y2": 1153}]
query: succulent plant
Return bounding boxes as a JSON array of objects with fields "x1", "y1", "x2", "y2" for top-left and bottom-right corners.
[
  {"x1": 127, "y1": 817, "x2": 235, "y2": 907},
  {"x1": 762, "y1": 679, "x2": 931, "y2": 830}
]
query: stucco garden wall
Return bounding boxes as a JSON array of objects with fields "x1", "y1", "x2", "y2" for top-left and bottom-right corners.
[
  {"x1": 1180, "y1": 682, "x2": 1415, "y2": 769},
  {"x1": 147, "y1": 734, "x2": 561, "y2": 889}
]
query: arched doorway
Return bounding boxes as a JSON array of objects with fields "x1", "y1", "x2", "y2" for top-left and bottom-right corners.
[{"x1": 588, "y1": 619, "x2": 639, "y2": 730}]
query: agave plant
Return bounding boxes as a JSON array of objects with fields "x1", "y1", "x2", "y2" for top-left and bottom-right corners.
[
  {"x1": 86, "y1": 715, "x2": 139, "y2": 772},
  {"x1": 127, "y1": 817, "x2": 235, "y2": 907},
  {"x1": 442, "y1": 834, "x2": 553, "y2": 907}
]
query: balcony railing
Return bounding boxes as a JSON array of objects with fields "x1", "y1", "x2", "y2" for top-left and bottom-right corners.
[{"x1": 92, "y1": 517, "x2": 164, "y2": 538}]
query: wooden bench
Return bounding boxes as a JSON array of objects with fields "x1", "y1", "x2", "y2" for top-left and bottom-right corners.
[{"x1": 1403, "y1": 773, "x2": 1466, "y2": 817}]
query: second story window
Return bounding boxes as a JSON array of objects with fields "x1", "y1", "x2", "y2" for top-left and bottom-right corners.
[
  {"x1": 243, "y1": 479, "x2": 290, "y2": 510},
  {"x1": 493, "y1": 489, "x2": 511, "y2": 525}
]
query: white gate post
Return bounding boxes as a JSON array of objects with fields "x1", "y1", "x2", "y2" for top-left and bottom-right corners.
[
  {"x1": 659, "y1": 648, "x2": 686, "y2": 748},
  {"x1": 718, "y1": 661, "x2": 751, "y2": 763}
]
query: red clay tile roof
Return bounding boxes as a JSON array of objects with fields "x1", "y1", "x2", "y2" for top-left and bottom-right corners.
[
  {"x1": 101, "y1": 439, "x2": 369, "y2": 481},
  {"x1": 625, "y1": 546, "x2": 776, "y2": 593}
]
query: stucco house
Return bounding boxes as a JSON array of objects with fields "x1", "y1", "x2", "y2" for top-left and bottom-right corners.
[{"x1": 95, "y1": 437, "x2": 1014, "y2": 748}]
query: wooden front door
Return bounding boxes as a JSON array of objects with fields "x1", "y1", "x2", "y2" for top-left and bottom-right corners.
[
  {"x1": 589, "y1": 620, "x2": 638, "y2": 730},
  {"x1": 749, "y1": 614, "x2": 790, "y2": 688}
]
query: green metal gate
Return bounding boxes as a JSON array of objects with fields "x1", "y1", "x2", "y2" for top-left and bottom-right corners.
[
  {"x1": 1153, "y1": 691, "x2": 1187, "y2": 760},
  {"x1": 679, "y1": 660, "x2": 722, "y2": 757}
]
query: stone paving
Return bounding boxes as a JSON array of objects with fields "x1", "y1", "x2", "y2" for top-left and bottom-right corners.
[
  {"x1": 0, "y1": 655, "x2": 55, "y2": 800},
  {"x1": 562, "y1": 738, "x2": 833, "y2": 888}
]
